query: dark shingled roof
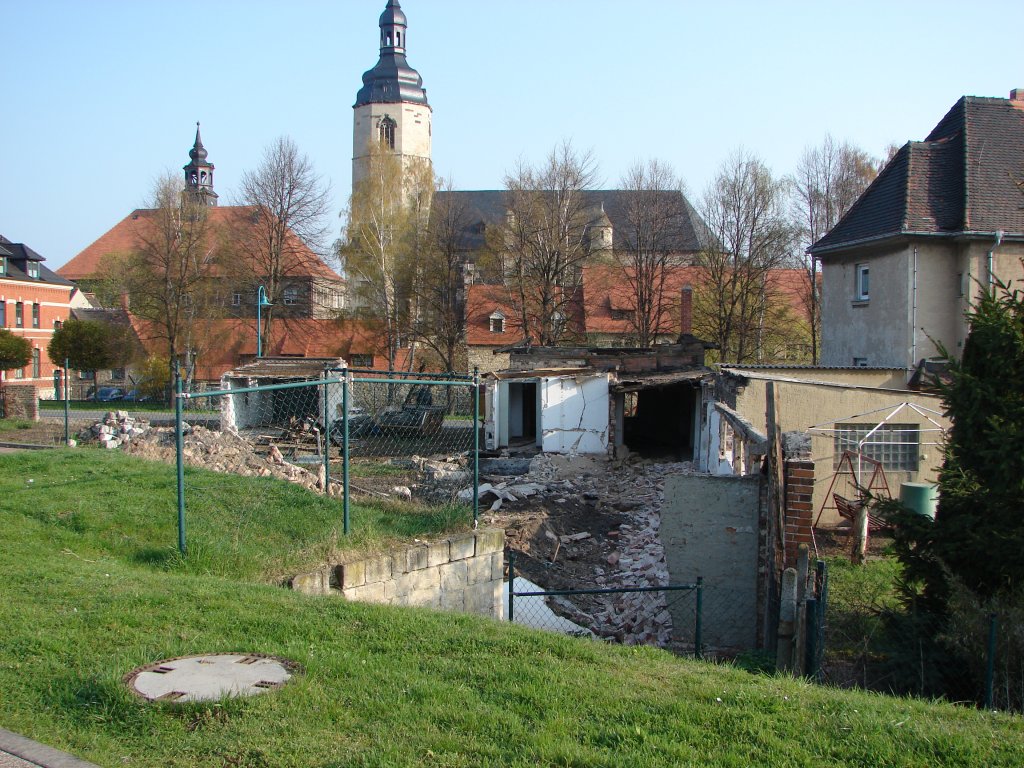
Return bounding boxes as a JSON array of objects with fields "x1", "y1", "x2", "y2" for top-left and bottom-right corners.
[
  {"x1": 433, "y1": 189, "x2": 711, "y2": 254},
  {"x1": 811, "y1": 95, "x2": 1024, "y2": 256},
  {"x1": 0, "y1": 235, "x2": 75, "y2": 287}
]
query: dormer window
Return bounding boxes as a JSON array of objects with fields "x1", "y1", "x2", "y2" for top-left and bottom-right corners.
[
  {"x1": 489, "y1": 311, "x2": 505, "y2": 334},
  {"x1": 27, "y1": 262, "x2": 40, "y2": 279},
  {"x1": 283, "y1": 287, "x2": 300, "y2": 306},
  {"x1": 0, "y1": 257, "x2": 6, "y2": 276}
]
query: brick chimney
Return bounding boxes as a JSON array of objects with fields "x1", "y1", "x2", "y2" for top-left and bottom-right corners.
[
  {"x1": 680, "y1": 284, "x2": 693, "y2": 335},
  {"x1": 1011, "y1": 88, "x2": 1024, "y2": 103}
]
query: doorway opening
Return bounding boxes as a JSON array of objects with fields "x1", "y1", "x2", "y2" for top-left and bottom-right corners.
[{"x1": 620, "y1": 382, "x2": 699, "y2": 460}]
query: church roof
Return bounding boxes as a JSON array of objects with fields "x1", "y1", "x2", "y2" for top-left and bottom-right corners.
[
  {"x1": 433, "y1": 189, "x2": 711, "y2": 253},
  {"x1": 811, "y1": 93, "x2": 1024, "y2": 255},
  {"x1": 58, "y1": 206, "x2": 340, "y2": 282}
]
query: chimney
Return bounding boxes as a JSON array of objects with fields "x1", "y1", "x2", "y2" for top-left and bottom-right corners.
[
  {"x1": 1011, "y1": 88, "x2": 1024, "y2": 103},
  {"x1": 680, "y1": 284, "x2": 693, "y2": 335}
]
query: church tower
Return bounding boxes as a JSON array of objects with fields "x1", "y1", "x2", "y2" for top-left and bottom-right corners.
[
  {"x1": 183, "y1": 123, "x2": 218, "y2": 206},
  {"x1": 352, "y1": 0, "x2": 432, "y2": 189}
]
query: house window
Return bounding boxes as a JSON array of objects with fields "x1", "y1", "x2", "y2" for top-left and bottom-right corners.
[
  {"x1": 54, "y1": 318, "x2": 62, "y2": 330},
  {"x1": 489, "y1": 311, "x2": 505, "y2": 334},
  {"x1": 0, "y1": 301, "x2": 5, "y2": 327},
  {"x1": 27, "y1": 262, "x2": 39, "y2": 278},
  {"x1": 80, "y1": 370, "x2": 95, "y2": 380},
  {"x1": 348, "y1": 354, "x2": 373, "y2": 368},
  {"x1": 15, "y1": 302, "x2": 23, "y2": 327},
  {"x1": 232, "y1": 292, "x2": 241, "y2": 307},
  {"x1": 32, "y1": 303, "x2": 39, "y2": 328},
  {"x1": 834, "y1": 423, "x2": 920, "y2": 472},
  {"x1": 379, "y1": 116, "x2": 396, "y2": 150},
  {"x1": 32, "y1": 349, "x2": 40, "y2": 379},
  {"x1": 14, "y1": 367, "x2": 23, "y2": 379},
  {"x1": 855, "y1": 264, "x2": 870, "y2": 301},
  {"x1": 283, "y1": 287, "x2": 300, "y2": 306},
  {"x1": 0, "y1": 257, "x2": 6, "y2": 275}
]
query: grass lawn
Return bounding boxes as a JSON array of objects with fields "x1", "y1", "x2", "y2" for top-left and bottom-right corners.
[
  {"x1": 0, "y1": 451, "x2": 1021, "y2": 767},
  {"x1": 0, "y1": 418, "x2": 36, "y2": 435}
]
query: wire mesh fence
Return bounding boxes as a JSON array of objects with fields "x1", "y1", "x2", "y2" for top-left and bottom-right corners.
[
  {"x1": 506, "y1": 551, "x2": 703, "y2": 654},
  {"x1": 171, "y1": 366, "x2": 480, "y2": 552}
]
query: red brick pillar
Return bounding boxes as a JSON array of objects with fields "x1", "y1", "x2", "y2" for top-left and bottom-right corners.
[
  {"x1": 783, "y1": 459, "x2": 815, "y2": 568},
  {"x1": 680, "y1": 285, "x2": 693, "y2": 335}
]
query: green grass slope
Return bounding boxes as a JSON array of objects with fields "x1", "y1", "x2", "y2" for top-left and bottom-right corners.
[{"x1": 0, "y1": 451, "x2": 1021, "y2": 767}]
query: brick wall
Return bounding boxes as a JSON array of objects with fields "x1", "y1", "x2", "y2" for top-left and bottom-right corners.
[
  {"x1": 783, "y1": 459, "x2": 815, "y2": 568},
  {"x1": 290, "y1": 528, "x2": 505, "y2": 618},
  {"x1": 1, "y1": 383, "x2": 39, "y2": 420}
]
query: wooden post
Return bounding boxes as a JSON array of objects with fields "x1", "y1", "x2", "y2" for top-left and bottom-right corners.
[
  {"x1": 851, "y1": 503, "x2": 868, "y2": 565},
  {"x1": 793, "y1": 544, "x2": 810, "y2": 675},
  {"x1": 776, "y1": 567, "x2": 797, "y2": 672},
  {"x1": 766, "y1": 382, "x2": 786, "y2": 557}
]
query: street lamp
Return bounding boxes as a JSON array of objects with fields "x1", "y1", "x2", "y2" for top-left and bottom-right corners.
[{"x1": 256, "y1": 285, "x2": 273, "y2": 357}]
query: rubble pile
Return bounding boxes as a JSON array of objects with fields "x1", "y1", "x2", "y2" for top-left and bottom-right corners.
[
  {"x1": 476, "y1": 454, "x2": 697, "y2": 647},
  {"x1": 77, "y1": 411, "x2": 150, "y2": 449},
  {"x1": 123, "y1": 425, "x2": 329, "y2": 494}
]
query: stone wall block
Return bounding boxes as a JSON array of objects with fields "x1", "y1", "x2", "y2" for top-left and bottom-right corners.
[
  {"x1": 345, "y1": 581, "x2": 386, "y2": 604},
  {"x1": 448, "y1": 533, "x2": 476, "y2": 561},
  {"x1": 490, "y1": 551, "x2": 505, "y2": 582},
  {"x1": 439, "y1": 588, "x2": 466, "y2": 612},
  {"x1": 467, "y1": 556, "x2": 492, "y2": 586},
  {"x1": 336, "y1": 561, "x2": 366, "y2": 589},
  {"x1": 439, "y1": 560, "x2": 469, "y2": 591},
  {"x1": 406, "y1": 545, "x2": 430, "y2": 572},
  {"x1": 427, "y1": 540, "x2": 450, "y2": 567},
  {"x1": 363, "y1": 555, "x2": 393, "y2": 584},
  {"x1": 475, "y1": 528, "x2": 505, "y2": 556},
  {"x1": 291, "y1": 570, "x2": 330, "y2": 595},
  {"x1": 408, "y1": 588, "x2": 440, "y2": 609}
]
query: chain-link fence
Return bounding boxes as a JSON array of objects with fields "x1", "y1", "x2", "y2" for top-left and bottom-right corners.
[
  {"x1": 820, "y1": 557, "x2": 1023, "y2": 712},
  {"x1": 506, "y1": 551, "x2": 704, "y2": 654},
  {"x1": 171, "y1": 367, "x2": 480, "y2": 553}
]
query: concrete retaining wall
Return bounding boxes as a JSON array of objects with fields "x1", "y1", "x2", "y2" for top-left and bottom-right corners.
[{"x1": 291, "y1": 528, "x2": 505, "y2": 619}]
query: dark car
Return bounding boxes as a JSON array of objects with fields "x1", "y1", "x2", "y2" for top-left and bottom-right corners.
[
  {"x1": 94, "y1": 387, "x2": 125, "y2": 402},
  {"x1": 122, "y1": 389, "x2": 152, "y2": 403}
]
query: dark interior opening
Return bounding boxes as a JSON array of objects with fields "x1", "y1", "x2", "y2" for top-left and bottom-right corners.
[
  {"x1": 623, "y1": 383, "x2": 697, "y2": 460},
  {"x1": 507, "y1": 381, "x2": 537, "y2": 446}
]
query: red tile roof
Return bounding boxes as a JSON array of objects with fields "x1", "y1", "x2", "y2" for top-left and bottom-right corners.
[{"x1": 59, "y1": 206, "x2": 340, "y2": 282}]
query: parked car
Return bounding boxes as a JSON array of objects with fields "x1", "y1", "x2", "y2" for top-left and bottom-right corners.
[
  {"x1": 122, "y1": 389, "x2": 152, "y2": 403},
  {"x1": 93, "y1": 387, "x2": 125, "y2": 402}
]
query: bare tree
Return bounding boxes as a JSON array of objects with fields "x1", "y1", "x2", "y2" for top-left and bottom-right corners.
[
  {"x1": 613, "y1": 159, "x2": 691, "y2": 347},
  {"x1": 343, "y1": 141, "x2": 433, "y2": 372},
  {"x1": 494, "y1": 142, "x2": 599, "y2": 346},
  {"x1": 112, "y1": 173, "x2": 222, "y2": 391},
  {"x1": 790, "y1": 136, "x2": 878, "y2": 363},
  {"x1": 694, "y1": 150, "x2": 795, "y2": 363},
  {"x1": 407, "y1": 179, "x2": 472, "y2": 374},
  {"x1": 233, "y1": 136, "x2": 332, "y2": 351}
]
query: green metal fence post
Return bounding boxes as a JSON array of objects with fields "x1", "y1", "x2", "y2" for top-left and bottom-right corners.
[
  {"x1": 695, "y1": 576, "x2": 703, "y2": 658},
  {"x1": 805, "y1": 596, "x2": 820, "y2": 680},
  {"x1": 342, "y1": 369, "x2": 350, "y2": 535},
  {"x1": 472, "y1": 366, "x2": 480, "y2": 528},
  {"x1": 174, "y1": 364, "x2": 186, "y2": 555},
  {"x1": 985, "y1": 613, "x2": 998, "y2": 709},
  {"x1": 322, "y1": 372, "x2": 330, "y2": 497},
  {"x1": 63, "y1": 358, "x2": 70, "y2": 445},
  {"x1": 507, "y1": 550, "x2": 515, "y2": 623}
]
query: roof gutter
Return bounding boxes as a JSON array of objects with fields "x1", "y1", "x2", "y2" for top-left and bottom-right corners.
[{"x1": 811, "y1": 229, "x2": 1023, "y2": 258}]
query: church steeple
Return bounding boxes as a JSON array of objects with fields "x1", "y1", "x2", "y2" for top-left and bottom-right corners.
[
  {"x1": 183, "y1": 123, "x2": 218, "y2": 207},
  {"x1": 354, "y1": 0, "x2": 428, "y2": 107},
  {"x1": 352, "y1": 1, "x2": 433, "y2": 189}
]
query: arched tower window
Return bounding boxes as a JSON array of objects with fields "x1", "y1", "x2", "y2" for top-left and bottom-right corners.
[{"x1": 379, "y1": 116, "x2": 396, "y2": 150}]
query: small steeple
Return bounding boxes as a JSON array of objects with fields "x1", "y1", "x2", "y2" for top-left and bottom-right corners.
[
  {"x1": 354, "y1": 0, "x2": 428, "y2": 107},
  {"x1": 183, "y1": 122, "x2": 218, "y2": 207}
]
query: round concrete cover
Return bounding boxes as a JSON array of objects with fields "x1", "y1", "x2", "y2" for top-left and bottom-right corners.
[{"x1": 126, "y1": 654, "x2": 297, "y2": 703}]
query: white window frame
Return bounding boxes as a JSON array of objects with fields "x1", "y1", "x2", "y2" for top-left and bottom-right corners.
[
  {"x1": 27, "y1": 262, "x2": 39, "y2": 278},
  {"x1": 231, "y1": 292, "x2": 242, "y2": 307},
  {"x1": 489, "y1": 311, "x2": 505, "y2": 334},
  {"x1": 855, "y1": 263, "x2": 870, "y2": 301},
  {"x1": 283, "y1": 287, "x2": 300, "y2": 306}
]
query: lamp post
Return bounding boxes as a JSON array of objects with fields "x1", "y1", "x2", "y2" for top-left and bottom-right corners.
[{"x1": 256, "y1": 285, "x2": 273, "y2": 357}]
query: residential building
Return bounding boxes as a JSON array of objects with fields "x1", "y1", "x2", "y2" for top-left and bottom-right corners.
[
  {"x1": 811, "y1": 89, "x2": 1024, "y2": 373},
  {"x1": 0, "y1": 236, "x2": 76, "y2": 397}
]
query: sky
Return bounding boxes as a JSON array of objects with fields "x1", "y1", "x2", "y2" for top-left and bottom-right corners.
[{"x1": 1, "y1": 0, "x2": 1021, "y2": 269}]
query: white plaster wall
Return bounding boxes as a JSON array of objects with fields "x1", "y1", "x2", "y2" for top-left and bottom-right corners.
[{"x1": 540, "y1": 375, "x2": 609, "y2": 454}]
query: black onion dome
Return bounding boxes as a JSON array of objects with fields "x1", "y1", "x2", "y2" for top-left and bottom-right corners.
[{"x1": 354, "y1": 1, "x2": 428, "y2": 107}]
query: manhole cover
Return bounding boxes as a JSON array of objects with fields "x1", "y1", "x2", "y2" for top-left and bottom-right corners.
[{"x1": 124, "y1": 653, "x2": 300, "y2": 703}]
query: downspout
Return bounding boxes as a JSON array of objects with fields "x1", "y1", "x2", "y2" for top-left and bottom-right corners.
[
  {"x1": 911, "y1": 246, "x2": 918, "y2": 371},
  {"x1": 987, "y1": 230, "x2": 1005, "y2": 289}
]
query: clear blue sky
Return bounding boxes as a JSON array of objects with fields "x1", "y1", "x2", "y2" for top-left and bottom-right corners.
[{"x1": 1, "y1": 0, "x2": 1020, "y2": 269}]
